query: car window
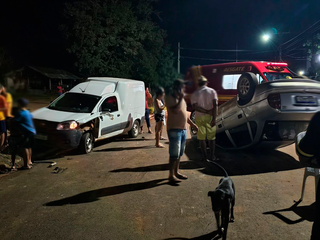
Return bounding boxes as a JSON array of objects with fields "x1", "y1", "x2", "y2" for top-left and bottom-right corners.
[
  {"x1": 100, "y1": 96, "x2": 118, "y2": 112},
  {"x1": 256, "y1": 74, "x2": 265, "y2": 84},
  {"x1": 48, "y1": 93, "x2": 101, "y2": 113},
  {"x1": 222, "y1": 74, "x2": 241, "y2": 89},
  {"x1": 263, "y1": 72, "x2": 292, "y2": 81}
]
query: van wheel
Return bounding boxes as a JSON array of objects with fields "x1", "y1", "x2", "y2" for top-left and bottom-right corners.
[
  {"x1": 129, "y1": 120, "x2": 139, "y2": 138},
  {"x1": 237, "y1": 72, "x2": 258, "y2": 105},
  {"x1": 190, "y1": 111, "x2": 197, "y2": 140},
  {"x1": 79, "y1": 132, "x2": 94, "y2": 154}
]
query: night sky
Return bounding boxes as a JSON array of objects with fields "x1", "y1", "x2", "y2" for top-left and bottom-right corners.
[{"x1": 1, "y1": 0, "x2": 320, "y2": 74}]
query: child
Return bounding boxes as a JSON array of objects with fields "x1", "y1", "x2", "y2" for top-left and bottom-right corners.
[
  {"x1": 8, "y1": 107, "x2": 23, "y2": 171},
  {"x1": 14, "y1": 99, "x2": 36, "y2": 169},
  {"x1": 153, "y1": 87, "x2": 166, "y2": 148}
]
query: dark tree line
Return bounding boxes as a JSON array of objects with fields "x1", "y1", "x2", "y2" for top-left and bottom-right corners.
[{"x1": 62, "y1": 0, "x2": 179, "y2": 89}]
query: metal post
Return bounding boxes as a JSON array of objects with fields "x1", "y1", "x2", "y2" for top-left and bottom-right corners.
[
  {"x1": 178, "y1": 42, "x2": 181, "y2": 74},
  {"x1": 236, "y1": 43, "x2": 238, "y2": 62}
]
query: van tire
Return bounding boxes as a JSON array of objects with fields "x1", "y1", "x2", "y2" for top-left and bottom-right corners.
[
  {"x1": 129, "y1": 120, "x2": 139, "y2": 138},
  {"x1": 237, "y1": 72, "x2": 258, "y2": 105},
  {"x1": 79, "y1": 132, "x2": 94, "y2": 154}
]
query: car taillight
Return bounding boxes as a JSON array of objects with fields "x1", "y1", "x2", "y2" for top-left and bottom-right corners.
[{"x1": 268, "y1": 93, "x2": 281, "y2": 109}]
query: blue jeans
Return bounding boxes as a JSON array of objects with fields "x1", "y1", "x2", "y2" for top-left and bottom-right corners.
[
  {"x1": 167, "y1": 129, "x2": 187, "y2": 159},
  {"x1": 145, "y1": 109, "x2": 151, "y2": 128}
]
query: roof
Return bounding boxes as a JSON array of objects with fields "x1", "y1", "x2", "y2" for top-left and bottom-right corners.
[
  {"x1": 69, "y1": 81, "x2": 116, "y2": 96},
  {"x1": 29, "y1": 66, "x2": 82, "y2": 80},
  {"x1": 87, "y1": 77, "x2": 142, "y2": 83},
  {"x1": 3, "y1": 66, "x2": 82, "y2": 80}
]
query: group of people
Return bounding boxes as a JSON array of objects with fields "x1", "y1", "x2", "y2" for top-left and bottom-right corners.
[
  {"x1": 141, "y1": 76, "x2": 219, "y2": 183},
  {"x1": 0, "y1": 84, "x2": 36, "y2": 170}
]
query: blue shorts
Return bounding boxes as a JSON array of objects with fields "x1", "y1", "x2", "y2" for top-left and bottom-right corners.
[
  {"x1": 0, "y1": 120, "x2": 6, "y2": 133},
  {"x1": 167, "y1": 129, "x2": 187, "y2": 159}
]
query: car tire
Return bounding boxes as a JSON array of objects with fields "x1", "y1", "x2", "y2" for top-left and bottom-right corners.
[
  {"x1": 237, "y1": 72, "x2": 258, "y2": 105},
  {"x1": 79, "y1": 132, "x2": 94, "y2": 154},
  {"x1": 190, "y1": 111, "x2": 197, "y2": 140},
  {"x1": 128, "y1": 120, "x2": 139, "y2": 138}
]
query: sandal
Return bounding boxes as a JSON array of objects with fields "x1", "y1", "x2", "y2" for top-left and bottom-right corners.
[
  {"x1": 175, "y1": 174, "x2": 188, "y2": 180},
  {"x1": 11, "y1": 167, "x2": 18, "y2": 172},
  {"x1": 155, "y1": 144, "x2": 165, "y2": 148}
]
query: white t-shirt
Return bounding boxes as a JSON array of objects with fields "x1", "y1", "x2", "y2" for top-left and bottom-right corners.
[{"x1": 191, "y1": 85, "x2": 218, "y2": 118}]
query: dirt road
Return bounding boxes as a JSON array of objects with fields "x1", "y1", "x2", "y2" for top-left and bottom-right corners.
[{"x1": 0, "y1": 97, "x2": 316, "y2": 240}]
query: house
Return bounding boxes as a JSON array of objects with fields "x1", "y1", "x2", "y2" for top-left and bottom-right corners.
[{"x1": 3, "y1": 66, "x2": 83, "y2": 94}]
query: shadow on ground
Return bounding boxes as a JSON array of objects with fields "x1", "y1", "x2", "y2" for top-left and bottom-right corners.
[
  {"x1": 33, "y1": 136, "x2": 153, "y2": 160},
  {"x1": 94, "y1": 146, "x2": 154, "y2": 152},
  {"x1": 184, "y1": 139, "x2": 302, "y2": 176},
  {"x1": 110, "y1": 140, "x2": 302, "y2": 176},
  {"x1": 163, "y1": 230, "x2": 220, "y2": 240},
  {"x1": 44, "y1": 179, "x2": 169, "y2": 206},
  {"x1": 263, "y1": 200, "x2": 316, "y2": 224}
]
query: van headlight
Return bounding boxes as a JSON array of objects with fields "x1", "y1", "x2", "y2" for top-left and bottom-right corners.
[{"x1": 57, "y1": 121, "x2": 79, "y2": 130}]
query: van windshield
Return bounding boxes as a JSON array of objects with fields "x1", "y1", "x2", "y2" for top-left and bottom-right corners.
[
  {"x1": 264, "y1": 72, "x2": 292, "y2": 81},
  {"x1": 48, "y1": 93, "x2": 101, "y2": 113}
]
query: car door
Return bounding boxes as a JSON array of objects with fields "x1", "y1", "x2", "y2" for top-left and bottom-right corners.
[{"x1": 98, "y1": 95, "x2": 123, "y2": 138}]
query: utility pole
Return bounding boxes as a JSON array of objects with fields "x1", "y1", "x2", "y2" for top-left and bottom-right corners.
[
  {"x1": 178, "y1": 42, "x2": 181, "y2": 74},
  {"x1": 236, "y1": 43, "x2": 238, "y2": 62},
  {"x1": 278, "y1": 32, "x2": 290, "y2": 62}
]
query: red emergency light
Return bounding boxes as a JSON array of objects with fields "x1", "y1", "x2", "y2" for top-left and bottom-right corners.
[{"x1": 266, "y1": 62, "x2": 288, "y2": 71}]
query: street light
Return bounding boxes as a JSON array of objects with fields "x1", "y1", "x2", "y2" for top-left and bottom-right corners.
[
  {"x1": 299, "y1": 71, "x2": 305, "y2": 76},
  {"x1": 262, "y1": 34, "x2": 271, "y2": 42}
]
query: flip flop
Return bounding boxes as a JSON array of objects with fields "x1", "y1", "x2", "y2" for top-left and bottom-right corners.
[
  {"x1": 155, "y1": 144, "x2": 165, "y2": 148},
  {"x1": 176, "y1": 174, "x2": 188, "y2": 180}
]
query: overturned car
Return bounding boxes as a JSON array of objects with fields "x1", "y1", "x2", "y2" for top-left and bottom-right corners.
[{"x1": 185, "y1": 62, "x2": 320, "y2": 149}]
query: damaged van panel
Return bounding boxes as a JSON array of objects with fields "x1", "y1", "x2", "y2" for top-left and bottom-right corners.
[{"x1": 32, "y1": 78, "x2": 145, "y2": 154}]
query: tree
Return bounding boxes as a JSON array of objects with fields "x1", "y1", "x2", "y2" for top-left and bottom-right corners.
[
  {"x1": 0, "y1": 47, "x2": 13, "y2": 81},
  {"x1": 303, "y1": 33, "x2": 320, "y2": 77},
  {"x1": 62, "y1": 0, "x2": 178, "y2": 89}
]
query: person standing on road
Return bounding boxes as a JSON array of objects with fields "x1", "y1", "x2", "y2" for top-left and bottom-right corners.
[
  {"x1": 191, "y1": 76, "x2": 218, "y2": 162},
  {"x1": 165, "y1": 80, "x2": 198, "y2": 183},
  {"x1": 15, "y1": 99, "x2": 36, "y2": 169},
  {"x1": 296, "y1": 111, "x2": 320, "y2": 240},
  {"x1": 154, "y1": 87, "x2": 166, "y2": 148},
  {"x1": 1, "y1": 85, "x2": 13, "y2": 149},
  {"x1": 0, "y1": 85, "x2": 7, "y2": 150},
  {"x1": 141, "y1": 87, "x2": 153, "y2": 134},
  {"x1": 57, "y1": 82, "x2": 63, "y2": 96}
]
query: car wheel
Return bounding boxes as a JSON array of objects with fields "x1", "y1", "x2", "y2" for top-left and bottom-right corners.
[
  {"x1": 237, "y1": 72, "x2": 258, "y2": 105},
  {"x1": 129, "y1": 120, "x2": 139, "y2": 138},
  {"x1": 79, "y1": 132, "x2": 94, "y2": 154},
  {"x1": 190, "y1": 111, "x2": 197, "y2": 140}
]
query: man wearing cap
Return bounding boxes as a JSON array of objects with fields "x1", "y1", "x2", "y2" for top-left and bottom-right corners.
[{"x1": 191, "y1": 76, "x2": 218, "y2": 162}]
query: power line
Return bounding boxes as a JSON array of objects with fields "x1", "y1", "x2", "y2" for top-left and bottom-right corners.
[
  {"x1": 180, "y1": 47, "x2": 252, "y2": 52},
  {"x1": 181, "y1": 56, "x2": 272, "y2": 62},
  {"x1": 283, "y1": 24, "x2": 320, "y2": 51},
  {"x1": 281, "y1": 19, "x2": 320, "y2": 47}
]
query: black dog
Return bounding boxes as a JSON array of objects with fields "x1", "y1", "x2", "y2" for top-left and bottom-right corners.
[{"x1": 208, "y1": 161, "x2": 235, "y2": 240}]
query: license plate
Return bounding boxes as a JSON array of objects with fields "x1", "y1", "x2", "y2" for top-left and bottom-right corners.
[
  {"x1": 295, "y1": 96, "x2": 317, "y2": 105},
  {"x1": 35, "y1": 134, "x2": 48, "y2": 140}
]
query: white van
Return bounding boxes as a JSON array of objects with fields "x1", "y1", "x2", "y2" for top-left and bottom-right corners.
[{"x1": 32, "y1": 77, "x2": 145, "y2": 153}]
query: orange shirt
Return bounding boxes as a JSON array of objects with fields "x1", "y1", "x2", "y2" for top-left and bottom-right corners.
[
  {"x1": 5, "y1": 93, "x2": 12, "y2": 117},
  {"x1": 0, "y1": 95, "x2": 7, "y2": 121}
]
